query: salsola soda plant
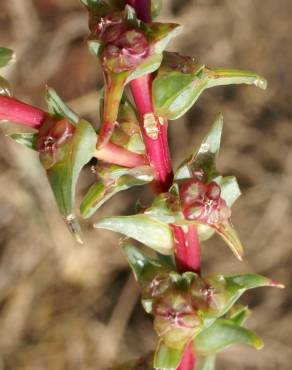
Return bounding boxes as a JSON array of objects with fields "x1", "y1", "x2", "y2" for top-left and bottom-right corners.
[{"x1": 0, "y1": 1, "x2": 284, "y2": 369}]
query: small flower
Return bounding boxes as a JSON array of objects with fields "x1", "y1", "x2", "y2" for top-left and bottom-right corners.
[{"x1": 180, "y1": 179, "x2": 231, "y2": 226}]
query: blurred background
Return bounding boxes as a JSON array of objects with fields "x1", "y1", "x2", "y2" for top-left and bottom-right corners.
[{"x1": 0, "y1": 0, "x2": 291, "y2": 369}]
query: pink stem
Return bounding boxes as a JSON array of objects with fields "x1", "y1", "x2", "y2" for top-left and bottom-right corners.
[
  {"x1": 177, "y1": 343, "x2": 196, "y2": 370},
  {"x1": 130, "y1": 74, "x2": 173, "y2": 192},
  {"x1": 172, "y1": 225, "x2": 201, "y2": 274},
  {"x1": 0, "y1": 96, "x2": 48, "y2": 129},
  {"x1": 126, "y1": 2, "x2": 200, "y2": 368},
  {"x1": 95, "y1": 141, "x2": 148, "y2": 167}
]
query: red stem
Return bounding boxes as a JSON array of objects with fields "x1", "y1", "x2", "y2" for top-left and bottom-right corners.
[
  {"x1": 130, "y1": 74, "x2": 173, "y2": 192},
  {"x1": 0, "y1": 96, "x2": 48, "y2": 129},
  {"x1": 126, "y1": 2, "x2": 200, "y2": 368},
  {"x1": 0, "y1": 95, "x2": 146, "y2": 168},
  {"x1": 172, "y1": 224, "x2": 201, "y2": 274},
  {"x1": 177, "y1": 343, "x2": 196, "y2": 370},
  {"x1": 95, "y1": 141, "x2": 148, "y2": 168}
]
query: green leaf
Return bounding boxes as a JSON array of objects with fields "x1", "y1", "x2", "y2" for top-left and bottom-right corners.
[
  {"x1": 0, "y1": 76, "x2": 12, "y2": 96},
  {"x1": 44, "y1": 119, "x2": 97, "y2": 243},
  {"x1": 153, "y1": 52, "x2": 267, "y2": 120},
  {"x1": 175, "y1": 114, "x2": 223, "y2": 183},
  {"x1": 229, "y1": 306, "x2": 251, "y2": 326},
  {"x1": 45, "y1": 87, "x2": 79, "y2": 124},
  {"x1": 80, "y1": 165, "x2": 153, "y2": 219},
  {"x1": 214, "y1": 220, "x2": 244, "y2": 261},
  {"x1": 0, "y1": 47, "x2": 14, "y2": 68},
  {"x1": 205, "y1": 274, "x2": 283, "y2": 318},
  {"x1": 154, "y1": 341, "x2": 184, "y2": 370},
  {"x1": 215, "y1": 176, "x2": 241, "y2": 208},
  {"x1": 123, "y1": 243, "x2": 166, "y2": 283},
  {"x1": 8, "y1": 132, "x2": 38, "y2": 150},
  {"x1": 94, "y1": 214, "x2": 174, "y2": 254},
  {"x1": 195, "y1": 319, "x2": 263, "y2": 355},
  {"x1": 197, "y1": 356, "x2": 216, "y2": 370}
]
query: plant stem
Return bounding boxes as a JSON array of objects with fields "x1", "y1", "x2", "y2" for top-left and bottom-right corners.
[
  {"x1": 177, "y1": 343, "x2": 196, "y2": 370},
  {"x1": 95, "y1": 141, "x2": 148, "y2": 167},
  {"x1": 130, "y1": 74, "x2": 173, "y2": 192},
  {"x1": 172, "y1": 225, "x2": 201, "y2": 274},
  {"x1": 0, "y1": 96, "x2": 48, "y2": 129},
  {"x1": 125, "y1": 1, "x2": 201, "y2": 369}
]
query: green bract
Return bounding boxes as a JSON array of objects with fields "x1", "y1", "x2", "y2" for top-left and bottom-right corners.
[
  {"x1": 123, "y1": 244, "x2": 282, "y2": 369},
  {"x1": 153, "y1": 51, "x2": 267, "y2": 120},
  {"x1": 80, "y1": 164, "x2": 154, "y2": 218},
  {"x1": 0, "y1": 47, "x2": 14, "y2": 96}
]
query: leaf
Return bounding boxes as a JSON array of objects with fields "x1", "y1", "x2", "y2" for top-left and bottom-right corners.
[
  {"x1": 215, "y1": 220, "x2": 244, "y2": 261},
  {"x1": 205, "y1": 274, "x2": 283, "y2": 318},
  {"x1": 94, "y1": 214, "x2": 174, "y2": 255},
  {"x1": 80, "y1": 165, "x2": 153, "y2": 219},
  {"x1": 175, "y1": 114, "x2": 223, "y2": 183},
  {"x1": 197, "y1": 356, "x2": 216, "y2": 370},
  {"x1": 123, "y1": 243, "x2": 166, "y2": 283},
  {"x1": 45, "y1": 87, "x2": 79, "y2": 124},
  {"x1": 8, "y1": 132, "x2": 38, "y2": 150},
  {"x1": 44, "y1": 119, "x2": 97, "y2": 243},
  {"x1": 215, "y1": 176, "x2": 241, "y2": 208},
  {"x1": 229, "y1": 306, "x2": 251, "y2": 326},
  {"x1": 154, "y1": 341, "x2": 185, "y2": 370},
  {"x1": 195, "y1": 319, "x2": 263, "y2": 355},
  {"x1": 0, "y1": 76, "x2": 12, "y2": 96},
  {"x1": 0, "y1": 47, "x2": 14, "y2": 68},
  {"x1": 153, "y1": 52, "x2": 267, "y2": 120}
]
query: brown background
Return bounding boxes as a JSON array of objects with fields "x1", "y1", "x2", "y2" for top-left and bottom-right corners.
[{"x1": 0, "y1": 0, "x2": 291, "y2": 369}]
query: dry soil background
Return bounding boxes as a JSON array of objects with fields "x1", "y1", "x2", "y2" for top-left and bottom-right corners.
[{"x1": 0, "y1": 1, "x2": 291, "y2": 369}]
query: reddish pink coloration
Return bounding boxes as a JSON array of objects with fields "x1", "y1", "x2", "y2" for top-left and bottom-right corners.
[
  {"x1": 130, "y1": 74, "x2": 173, "y2": 191},
  {"x1": 102, "y1": 29, "x2": 149, "y2": 73},
  {"x1": 95, "y1": 141, "x2": 148, "y2": 168},
  {"x1": 0, "y1": 96, "x2": 47, "y2": 129},
  {"x1": 177, "y1": 343, "x2": 196, "y2": 370},
  {"x1": 125, "y1": 3, "x2": 200, "y2": 368},
  {"x1": 37, "y1": 118, "x2": 75, "y2": 153},
  {"x1": 180, "y1": 179, "x2": 231, "y2": 226},
  {"x1": 172, "y1": 225, "x2": 201, "y2": 275},
  {"x1": 125, "y1": 0, "x2": 152, "y2": 22}
]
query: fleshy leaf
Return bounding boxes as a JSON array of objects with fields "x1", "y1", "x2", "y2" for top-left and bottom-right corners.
[
  {"x1": 94, "y1": 214, "x2": 174, "y2": 254},
  {"x1": 154, "y1": 341, "x2": 185, "y2": 370},
  {"x1": 0, "y1": 47, "x2": 14, "y2": 68},
  {"x1": 80, "y1": 165, "x2": 153, "y2": 219},
  {"x1": 46, "y1": 87, "x2": 79, "y2": 124},
  {"x1": 229, "y1": 305, "x2": 251, "y2": 326},
  {"x1": 80, "y1": 0, "x2": 122, "y2": 15},
  {"x1": 153, "y1": 51, "x2": 267, "y2": 120},
  {"x1": 123, "y1": 243, "x2": 166, "y2": 283},
  {"x1": 214, "y1": 220, "x2": 244, "y2": 261},
  {"x1": 8, "y1": 132, "x2": 38, "y2": 150},
  {"x1": 0, "y1": 76, "x2": 12, "y2": 96},
  {"x1": 215, "y1": 176, "x2": 241, "y2": 208},
  {"x1": 41, "y1": 119, "x2": 97, "y2": 243},
  {"x1": 195, "y1": 319, "x2": 263, "y2": 355},
  {"x1": 175, "y1": 114, "x2": 223, "y2": 183},
  {"x1": 205, "y1": 274, "x2": 284, "y2": 318}
]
